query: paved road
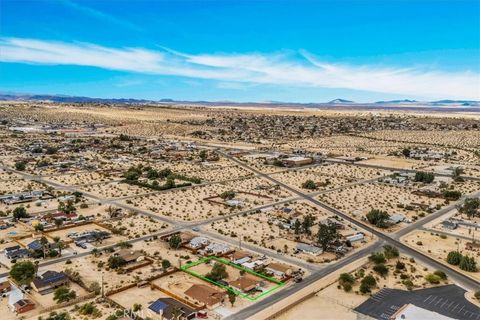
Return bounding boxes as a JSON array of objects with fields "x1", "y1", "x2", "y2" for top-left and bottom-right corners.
[
  {"x1": 324, "y1": 158, "x2": 480, "y2": 182},
  {"x1": 221, "y1": 151, "x2": 480, "y2": 291},
  {"x1": 224, "y1": 241, "x2": 384, "y2": 320},
  {"x1": 393, "y1": 191, "x2": 480, "y2": 239}
]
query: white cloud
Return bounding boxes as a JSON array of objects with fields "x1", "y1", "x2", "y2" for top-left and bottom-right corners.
[
  {"x1": 0, "y1": 37, "x2": 478, "y2": 99},
  {"x1": 61, "y1": 0, "x2": 144, "y2": 32}
]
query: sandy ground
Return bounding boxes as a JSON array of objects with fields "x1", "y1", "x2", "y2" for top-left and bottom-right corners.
[
  {"x1": 318, "y1": 181, "x2": 445, "y2": 230},
  {"x1": 208, "y1": 200, "x2": 372, "y2": 264},
  {"x1": 122, "y1": 176, "x2": 291, "y2": 221},
  {"x1": 402, "y1": 230, "x2": 480, "y2": 282}
]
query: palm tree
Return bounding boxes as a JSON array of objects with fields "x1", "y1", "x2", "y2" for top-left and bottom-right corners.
[
  {"x1": 40, "y1": 236, "x2": 49, "y2": 259},
  {"x1": 54, "y1": 238, "x2": 65, "y2": 256},
  {"x1": 171, "y1": 306, "x2": 182, "y2": 320}
]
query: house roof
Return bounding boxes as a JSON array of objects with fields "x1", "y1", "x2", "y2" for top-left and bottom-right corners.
[
  {"x1": 266, "y1": 263, "x2": 291, "y2": 273},
  {"x1": 27, "y1": 240, "x2": 43, "y2": 251},
  {"x1": 14, "y1": 299, "x2": 34, "y2": 308},
  {"x1": 32, "y1": 271, "x2": 68, "y2": 289},
  {"x1": 296, "y1": 242, "x2": 322, "y2": 254},
  {"x1": 148, "y1": 299, "x2": 168, "y2": 313},
  {"x1": 184, "y1": 284, "x2": 224, "y2": 307},
  {"x1": 116, "y1": 249, "x2": 142, "y2": 263},
  {"x1": 148, "y1": 298, "x2": 195, "y2": 317},
  {"x1": 229, "y1": 277, "x2": 258, "y2": 292},
  {"x1": 0, "y1": 280, "x2": 11, "y2": 291},
  {"x1": 231, "y1": 250, "x2": 251, "y2": 260}
]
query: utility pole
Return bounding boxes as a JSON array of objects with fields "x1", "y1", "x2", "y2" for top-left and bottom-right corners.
[{"x1": 101, "y1": 273, "x2": 105, "y2": 298}]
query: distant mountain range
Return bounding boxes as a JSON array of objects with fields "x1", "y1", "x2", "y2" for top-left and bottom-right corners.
[{"x1": 0, "y1": 93, "x2": 478, "y2": 108}]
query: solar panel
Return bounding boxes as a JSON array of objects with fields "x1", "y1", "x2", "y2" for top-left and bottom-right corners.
[{"x1": 148, "y1": 299, "x2": 168, "y2": 313}]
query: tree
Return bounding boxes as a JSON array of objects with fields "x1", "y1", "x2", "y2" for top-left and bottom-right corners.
[
  {"x1": 228, "y1": 289, "x2": 236, "y2": 307},
  {"x1": 161, "y1": 259, "x2": 171, "y2": 271},
  {"x1": 15, "y1": 161, "x2": 27, "y2": 171},
  {"x1": 206, "y1": 262, "x2": 228, "y2": 281},
  {"x1": 199, "y1": 150, "x2": 208, "y2": 162},
  {"x1": 459, "y1": 255, "x2": 477, "y2": 272},
  {"x1": 368, "y1": 252, "x2": 386, "y2": 264},
  {"x1": 12, "y1": 206, "x2": 29, "y2": 221},
  {"x1": 402, "y1": 148, "x2": 411, "y2": 158},
  {"x1": 301, "y1": 180, "x2": 317, "y2": 190},
  {"x1": 89, "y1": 281, "x2": 101, "y2": 295},
  {"x1": 10, "y1": 261, "x2": 36, "y2": 285},
  {"x1": 54, "y1": 218, "x2": 64, "y2": 229},
  {"x1": 383, "y1": 245, "x2": 399, "y2": 259},
  {"x1": 123, "y1": 166, "x2": 142, "y2": 181},
  {"x1": 443, "y1": 190, "x2": 462, "y2": 201},
  {"x1": 359, "y1": 275, "x2": 376, "y2": 294},
  {"x1": 293, "y1": 219, "x2": 301, "y2": 235},
  {"x1": 425, "y1": 274, "x2": 441, "y2": 284},
  {"x1": 53, "y1": 286, "x2": 77, "y2": 303},
  {"x1": 58, "y1": 200, "x2": 76, "y2": 214},
  {"x1": 433, "y1": 270, "x2": 447, "y2": 280},
  {"x1": 54, "y1": 238, "x2": 65, "y2": 256},
  {"x1": 108, "y1": 256, "x2": 127, "y2": 269},
  {"x1": 338, "y1": 273, "x2": 355, "y2": 291},
  {"x1": 373, "y1": 264, "x2": 389, "y2": 276},
  {"x1": 459, "y1": 198, "x2": 480, "y2": 218},
  {"x1": 302, "y1": 214, "x2": 315, "y2": 235},
  {"x1": 446, "y1": 251, "x2": 462, "y2": 265},
  {"x1": 40, "y1": 236, "x2": 49, "y2": 259},
  {"x1": 169, "y1": 234, "x2": 182, "y2": 249},
  {"x1": 365, "y1": 209, "x2": 390, "y2": 228},
  {"x1": 220, "y1": 190, "x2": 236, "y2": 200},
  {"x1": 414, "y1": 171, "x2": 435, "y2": 183},
  {"x1": 117, "y1": 241, "x2": 132, "y2": 249},
  {"x1": 45, "y1": 312, "x2": 71, "y2": 320},
  {"x1": 317, "y1": 223, "x2": 339, "y2": 250},
  {"x1": 171, "y1": 306, "x2": 182, "y2": 320}
]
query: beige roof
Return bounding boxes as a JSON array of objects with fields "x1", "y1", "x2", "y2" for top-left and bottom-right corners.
[
  {"x1": 228, "y1": 277, "x2": 258, "y2": 291},
  {"x1": 266, "y1": 262, "x2": 291, "y2": 273},
  {"x1": 184, "y1": 284, "x2": 224, "y2": 307},
  {"x1": 231, "y1": 250, "x2": 251, "y2": 260},
  {"x1": 116, "y1": 249, "x2": 143, "y2": 263}
]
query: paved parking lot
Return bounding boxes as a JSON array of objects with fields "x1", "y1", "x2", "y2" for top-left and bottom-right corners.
[{"x1": 355, "y1": 284, "x2": 480, "y2": 320}]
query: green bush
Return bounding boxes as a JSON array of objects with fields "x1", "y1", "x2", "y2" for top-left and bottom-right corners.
[{"x1": 425, "y1": 274, "x2": 441, "y2": 284}]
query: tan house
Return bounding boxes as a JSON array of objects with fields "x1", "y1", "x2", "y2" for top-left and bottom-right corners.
[
  {"x1": 228, "y1": 276, "x2": 260, "y2": 293},
  {"x1": 265, "y1": 263, "x2": 292, "y2": 278},
  {"x1": 184, "y1": 284, "x2": 225, "y2": 309},
  {"x1": 115, "y1": 249, "x2": 144, "y2": 264}
]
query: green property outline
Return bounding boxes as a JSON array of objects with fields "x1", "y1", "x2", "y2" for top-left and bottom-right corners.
[{"x1": 180, "y1": 256, "x2": 285, "y2": 301}]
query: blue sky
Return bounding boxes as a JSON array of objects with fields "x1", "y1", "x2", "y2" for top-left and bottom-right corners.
[{"x1": 0, "y1": 0, "x2": 479, "y2": 102}]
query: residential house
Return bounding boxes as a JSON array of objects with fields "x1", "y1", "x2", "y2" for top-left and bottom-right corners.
[
  {"x1": 441, "y1": 220, "x2": 458, "y2": 230},
  {"x1": 0, "y1": 279, "x2": 12, "y2": 293},
  {"x1": 31, "y1": 270, "x2": 69, "y2": 294},
  {"x1": 230, "y1": 251, "x2": 252, "y2": 265},
  {"x1": 148, "y1": 297, "x2": 196, "y2": 319},
  {"x1": 296, "y1": 243, "x2": 323, "y2": 256},
  {"x1": 265, "y1": 263, "x2": 292, "y2": 278},
  {"x1": 13, "y1": 299, "x2": 35, "y2": 314},
  {"x1": 114, "y1": 249, "x2": 144, "y2": 264},
  {"x1": 346, "y1": 233, "x2": 365, "y2": 243},
  {"x1": 189, "y1": 237, "x2": 209, "y2": 249},
  {"x1": 228, "y1": 277, "x2": 260, "y2": 293},
  {"x1": 204, "y1": 243, "x2": 230, "y2": 255},
  {"x1": 184, "y1": 284, "x2": 225, "y2": 309}
]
